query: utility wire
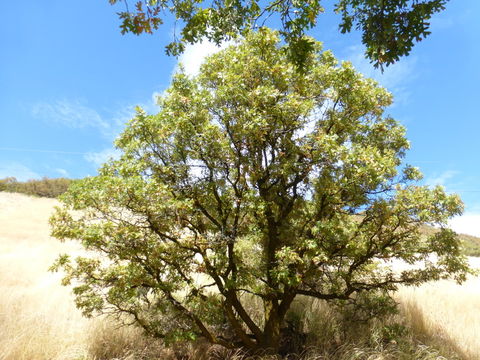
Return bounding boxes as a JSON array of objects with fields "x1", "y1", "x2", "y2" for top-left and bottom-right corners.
[{"x1": 0, "y1": 147, "x2": 89, "y2": 155}]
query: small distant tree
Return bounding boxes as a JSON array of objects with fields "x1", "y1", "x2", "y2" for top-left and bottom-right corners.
[
  {"x1": 108, "y1": 0, "x2": 448, "y2": 68},
  {"x1": 0, "y1": 177, "x2": 18, "y2": 193},
  {"x1": 51, "y1": 29, "x2": 469, "y2": 355},
  {"x1": 0, "y1": 177, "x2": 10, "y2": 192}
]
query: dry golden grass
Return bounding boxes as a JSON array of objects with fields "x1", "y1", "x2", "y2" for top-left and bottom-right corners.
[
  {"x1": 0, "y1": 191, "x2": 479, "y2": 359},
  {"x1": 0, "y1": 192, "x2": 169, "y2": 360},
  {"x1": 0, "y1": 192, "x2": 91, "y2": 359},
  {"x1": 397, "y1": 273, "x2": 480, "y2": 360}
]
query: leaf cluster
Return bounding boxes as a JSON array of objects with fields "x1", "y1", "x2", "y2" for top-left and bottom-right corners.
[{"x1": 108, "y1": 0, "x2": 448, "y2": 68}]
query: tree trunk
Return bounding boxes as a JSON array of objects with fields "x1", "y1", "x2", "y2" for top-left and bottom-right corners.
[{"x1": 259, "y1": 299, "x2": 282, "y2": 354}]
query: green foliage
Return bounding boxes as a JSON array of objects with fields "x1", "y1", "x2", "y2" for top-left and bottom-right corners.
[
  {"x1": 0, "y1": 177, "x2": 74, "y2": 198},
  {"x1": 419, "y1": 224, "x2": 480, "y2": 257},
  {"x1": 50, "y1": 29, "x2": 470, "y2": 355},
  {"x1": 336, "y1": 0, "x2": 447, "y2": 66},
  {"x1": 108, "y1": 0, "x2": 448, "y2": 68}
]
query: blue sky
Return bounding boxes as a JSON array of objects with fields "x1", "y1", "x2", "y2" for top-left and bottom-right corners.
[{"x1": 1, "y1": 1, "x2": 479, "y2": 235}]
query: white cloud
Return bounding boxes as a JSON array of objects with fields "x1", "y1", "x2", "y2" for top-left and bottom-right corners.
[
  {"x1": 449, "y1": 213, "x2": 480, "y2": 237},
  {"x1": 107, "y1": 105, "x2": 138, "y2": 135},
  {"x1": 0, "y1": 163, "x2": 40, "y2": 181},
  {"x1": 345, "y1": 45, "x2": 417, "y2": 105},
  {"x1": 84, "y1": 148, "x2": 122, "y2": 168},
  {"x1": 146, "y1": 39, "x2": 235, "y2": 113},
  {"x1": 55, "y1": 168, "x2": 69, "y2": 177},
  {"x1": 425, "y1": 170, "x2": 459, "y2": 187},
  {"x1": 176, "y1": 40, "x2": 234, "y2": 77},
  {"x1": 32, "y1": 99, "x2": 141, "y2": 141},
  {"x1": 32, "y1": 99, "x2": 109, "y2": 131}
]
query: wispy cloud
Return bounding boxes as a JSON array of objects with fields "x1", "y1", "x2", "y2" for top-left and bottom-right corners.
[
  {"x1": 55, "y1": 168, "x2": 69, "y2": 177},
  {"x1": 32, "y1": 99, "x2": 109, "y2": 130},
  {"x1": 105, "y1": 104, "x2": 138, "y2": 136},
  {"x1": 84, "y1": 148, "x2": 122, "y2": 168},
  {"x1": 0, "y1": 163, "x2": 40, "y2": 181},
  {"x1": 32, "y1": 99, "x2": 139, "y2": 140},
  {"x1": 425, "y1": 170, "x2": 459, "y2": 187},
  {"x1": 29, "y1": 39, "x2": 233, "y2": 176},
  {"x1": 345, "y1": 45, "x2": 417, "y2": 105}
]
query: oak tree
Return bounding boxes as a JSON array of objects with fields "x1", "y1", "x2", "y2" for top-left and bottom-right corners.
[
  {"x1": 108, "y1": 0, "x2": 449, "y2": 68},
  {"x1": 51, "y1": 29, "x2": 469, "y2": 354}
]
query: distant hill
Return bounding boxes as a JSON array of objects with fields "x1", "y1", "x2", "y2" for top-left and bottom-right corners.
[
  {"x1": 420, "y1": 225, "x2": 480, "y2": 257},
  {"x1": 0, "y1": 177, "x2": 74, "y2": 198},
  {"x1": 458, "y1": 233, "x2": 480, "y2": 257}
]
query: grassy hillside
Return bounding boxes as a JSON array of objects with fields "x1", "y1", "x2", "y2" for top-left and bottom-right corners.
[
  {"x1": 0, "y1": 177, "x2": 74, "y2": 198},
  {"x1": 459, "y1": 233, "x2": 480, "y2": 256},
  {"x1": 0, "y1": 192, "x2": 165, "y2": 360},
  {"x1": 0, "y1": 192, "x2": 479, "y2": 359},
  {"x1": 419, "y1": 225, "x2": 480, "y2": 257}
]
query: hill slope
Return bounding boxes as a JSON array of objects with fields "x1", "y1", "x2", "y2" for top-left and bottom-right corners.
[
  {"x1": 0, "y1": 191, "x2": 167, "y2": 359},
  {"x1": 419, "y1": 224, "x2": 480, "y2": 257}
]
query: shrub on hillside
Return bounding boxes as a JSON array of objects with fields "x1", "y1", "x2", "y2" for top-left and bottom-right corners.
[{"x1": 0, "y1": 177, "x2": 74, "y2": 198}]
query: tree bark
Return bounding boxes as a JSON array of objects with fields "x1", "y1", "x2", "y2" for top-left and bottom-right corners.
[{"x1": 259, "y1": 298, "x2": 282, "y2": 354}]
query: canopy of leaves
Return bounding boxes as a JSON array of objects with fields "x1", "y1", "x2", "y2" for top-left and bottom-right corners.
[
  {"x1": 108, "y1": 0, "x2": 448, "y2": 68},
  {"x1": 51, "y1": 29, "x2": 469, "y2": 354}
]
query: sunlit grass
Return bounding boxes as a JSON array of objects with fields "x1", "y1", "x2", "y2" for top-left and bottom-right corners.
[
  {"x1": 397, "y1": 274, "x2": 480, "y2": 360},
  {"x1": 0, "y1": 193, "x2": 89, "y2": 359},
  {"x1": 0, "y1": 192, "x2": 164, "y2": 360}
]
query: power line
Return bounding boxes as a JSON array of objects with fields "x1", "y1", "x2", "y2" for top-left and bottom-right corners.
[
  {"x1": 408, "y1": 160, "x2": 442, "y2": 163},
  {"x1": 0, "y1": 147, "x2": 88, "y2": 155},
  {"x1": 448, "y1": 190, "x2": 480, "y2": 193}
]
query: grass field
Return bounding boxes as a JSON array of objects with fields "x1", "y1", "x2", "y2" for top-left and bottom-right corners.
[
  {"x1": 0, "y1": 192, "x2": 89, "y2": 359},
  {"x1": 0, "y1": 192, "x2": 478, "y2": 359},
  {"x1": 397, "y1": 272, "x2": 480, "y2": 360}
]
